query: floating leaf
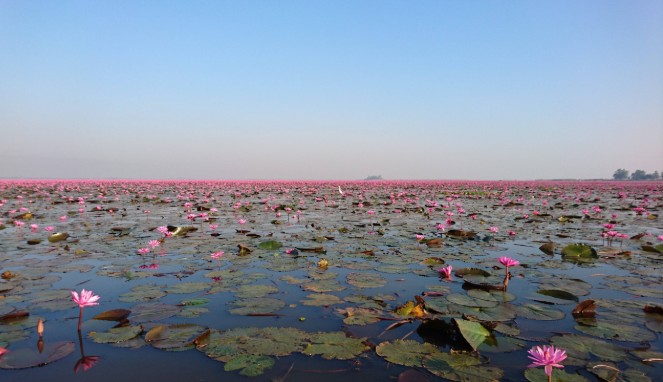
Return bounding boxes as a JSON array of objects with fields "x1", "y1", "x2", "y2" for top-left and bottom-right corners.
[
  {"x1": 258, "y1": 240, "x2": 282, "y2": 250},
  {"x1": 47, "y1": 232, "x2": 69, "y2": 243},
  {"x1": 539, "y1": 242, "x2": 555, "y2": 255},
  {"x1": 424, "y1": 351, "x2": 503, "y2": 382},
  {"x1": 93, "y1": 309, "x2": 131, "y2": 321},
  {"x1": 301, "y1": 293, "x2": 342, "y2": 307},
  {"x1": 130, "y1": 303, "x2": 180, "y2": 322},
  {"x1": 229, "y1": 297, "x2": 285, "y2": 315},
  {"x1": 454, "y1": 318, "x2": 490, "y2": 350},
  {"x1": 303, "y1": 331, "x2": 369, "y2": 360},
  {"x1": 551, "y1": 334, "x2": 628, "y2": 362},
  {"x1": 524, "y1": 368, "x2": 588, "y2": 382},
  {"x1": 89, "y1": 325, "x2": 143, "y2": 343},
  {"x1": 516, "y1": 303, "x2": 565, "y2": 320},
  {"x1": 336, "y1": 307, "x2": 383, "y2": 325},
  {"x1": 145, "y1": 324, "x2": 208, "y2": 351},
  {"x1": 224, "y1": 355, "x2": 275, "y2": 377},
  {"x1": 561, "y1": 243, "x2": 597, "y2": 259},
  {"x1": 574, "y1": 319, "x2": 656, "y2": 342},
  {"x1": 0, "y1": 341, "x2": 75, "y2": 369},
  {"x1": 572, "y1": 300, "x2": 596, "y2": 318},
  {"x1": 376, "y1": 339, "x2": 439, "y2": 367},
  {"x1": 165, "y1": 282, "x2": 210, "y2": 294},
  {"x1": 347, "y1": 272, "x2": 386, "y2": 288},
  {"x1": 536, "y1": 289, "x2": 579, "y2": 302}
]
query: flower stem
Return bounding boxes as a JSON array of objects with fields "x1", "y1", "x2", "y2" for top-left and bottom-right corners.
[{"x1": 78, "y1": 307, "x2": 83, "y2": 332}]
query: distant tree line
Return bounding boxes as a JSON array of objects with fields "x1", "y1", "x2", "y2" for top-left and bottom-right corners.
[{"x1": 613, "y1": 168, "x2": 661, "y2": 180}]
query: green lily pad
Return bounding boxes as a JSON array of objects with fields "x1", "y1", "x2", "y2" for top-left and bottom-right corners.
[
  {"x1": 454, "y1": 318, "x2": 490, "y2": 350},
  {"x1": 424, "y1": 351, "x2": 503, "y2": 382},
  {"x1": 0, "y1": 341, "x2": 75, "y2": 369},
  {"x1": 524, "y1": 368, "x2": 588, "y2": 382},
  {"x1": 302, "y1": 279, "x2": 346, "y2": 293},
  {"x1": 234, "y1": 284, "x2": 278, "y2": 298},
  {"x1": 258, "y1": 240, "x2": 282, "y2": 250},
  {"x1": 118, "y1": 284, "x2": 166, "y2": 302},
  {"x1": 447, "y1": 294, "x2": 498, "y2": 308},
  {"x1": 574, "y1": 319, "x2": 656, "y2": 342},
  {"x1": 89, "y1": 325, "x2": 143, "y2": 343},
  {"x1": 550, "y1": 334, "x2": 627, "y2": 362},
  {"x1": 199, "y1": 327, "x2": 307, "y2": 362},
  {"x1": 376, "y1": 339, "x2": 439, "y2": 367},
  {"x1": 536, "y1": 289, "x2": 579, "y2": 302},
  {"x1": 145, "y1": 324, "x2": 208, "y2": 351},
  {"x1": 516, "y1": 303, "x2": 565, "y2": 320},
  {"x1": 301, "y1": 293, "x2": 343, "y2": 307},
  {"x1": 224, "y1": 355, "x2": 275, "y2": 377},
  {"x1": 467, "y1": 289, "x2": 516, "y2": 303},
  {"x1": 561, "y1": 243, "x2": 598, "y2": 259},
  {"x1": 165, "y1": 282, "x2": 210, "y2": 294},
  {"x1": 347, "y1": 272, "x2": 387, "y2": 288},
  {"x1": 229, "y1": 297, "x2": 285, "y2": 315},
  {"x1": 336, "y1": 307, "x2": 383, "y2": 325},
  {"x1": 303, "y1": 331, "x2": 369, "y2": 360}
]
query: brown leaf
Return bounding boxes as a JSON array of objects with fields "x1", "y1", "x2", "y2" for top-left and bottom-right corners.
[
  {"x1": 644, "y1": 304, "x2": 663, "y2": 314},
  {"x1": 92, "y1": 309, "x2": 131, "y2": 321},
  {"x1": 539, "y1": 242, "x2": 554, "y2": 256},
  {"x1": 572, "y1": 299, "x2": 596, "y2": 318},
  {"x1": 0, "y1": 310, "x2": 29, "y2": 323}
]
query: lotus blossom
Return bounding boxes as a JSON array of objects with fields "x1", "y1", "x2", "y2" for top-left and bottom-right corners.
[
  {"x1": 527, "y1": 345, "x2": 567, "y2": 381},
  {"x1": 72, "y1": 289, "x2": 100, "y2": 331},
  {"x1": 0, "y1": 346, "x2": 7, "y2": 357},
  {"x1": 489, "y1": 226, "x2": 499, "y2": 233},
  {"x1": 415, "y1": 234, "x2": 425, "y2": 241},
  {"x1": 438, "y1": 265, "x2": 452, "y2": 280},
  {"x1": 499, "y1": 256, "x2": 520, "y2": 268},
  {"x1": 211, "y1": 251, "x2": 223, "y2": 259}
]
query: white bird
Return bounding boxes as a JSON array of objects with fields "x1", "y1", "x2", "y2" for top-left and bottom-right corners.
[{"x1": 338, "y1": 186, "x2": 344, "y2": 195}]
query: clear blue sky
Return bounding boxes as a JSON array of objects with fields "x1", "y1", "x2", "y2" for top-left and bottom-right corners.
[{"x1": 1, "y1": 1, "x2": 661, "y2": 180}]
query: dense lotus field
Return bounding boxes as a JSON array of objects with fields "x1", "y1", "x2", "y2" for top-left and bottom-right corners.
[{"x1": 0, "y1": 180, "x2": 662, "y2": 382}]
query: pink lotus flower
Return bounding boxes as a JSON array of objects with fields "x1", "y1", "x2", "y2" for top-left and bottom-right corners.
[
  {"x1": 527, "y1": 345, "x2": 567, "y2": 380},
  {"x1": 59, "y1": 215, "x2": 67, "y2": 222},
  {"x1": 499, "y1": 256, "x2": 520, "y2": 268},
  {"x1": 238, "y1": 219, "x2": 247, "y2": 225},
  {"x1": 416, "y1": 234, "x2": 425, "y2": 241},
  {"x1": 72, "y1": 289, "x2": 100, "y2": 331},
  {"x1": 30, "y1": 224, "x2": 39, "y2": 232},
  {"x1": 156, "y1": 226, "x2": 169, "y2": 235},
  {"x1": 137, "y1": 247, "x2": 150, "y2": 255},
  {"x1": 148, "y1": 240, "x2": 160, "y2": 249},
  {"x1": 72, "y1": 289, "x2": 100, "y2": 308},
  {"x1": 438, "y1": 265, "x2": 452, "y2": 279},
  {"x1": 0, "y1": 346, "x2": 7, "y2": 357},
  {"x1": 211, "y1": 251, "x2": 224, "y2": 259},
  {"x1": 507, "y1": 230, "x2": 517, "y2": 236},
  {"x1": 44, "y1": 226, "x2": 55, "y2": 232},
  {"x1": 489, "y1": 226, "x2": 499, "y2": 233}
]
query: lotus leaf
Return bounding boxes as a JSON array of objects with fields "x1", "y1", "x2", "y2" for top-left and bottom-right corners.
[
  {"x1": 229, "y1": 297, "x2": 285, "y2": 315},
  {"x1": 224, "y1": 355, "x2": 275, "y2": 377},
  {"x1": 423, "y1": 351, "x2": 503, "y2": 382},
  {"x1": 89, "y1": 325, "x2": 143, "y2": 343},
  {"x1": 376, "y1": 339, "x2": 439, "y2": 367},
  {"x1": 454, "y1": 318, "x2": 490, "y2": 350},
  {"x1": 524, "y1": 368, "x2": 588, "y2": 382},
  {"x1": 347, "y1": 272, "x2": 387, "y2": 288},
  {"x1": 0, "y1": 341, "x2": 75, "y2": 369},
  {"x1": 574, "y1": 319, "x2": 656, "y2": 342},
  {"x1": 304, "y1": 331, "x2": 369, "y2": 360},
  {"x1": 145, "y1": 324, "x2": 208, "y2": 351},
  {"x1": 561, "y1": 243, "x2": 598, "y2": 259},
  {"x1": 301, "y1": 293, "x2": 342, "y2": 307}
]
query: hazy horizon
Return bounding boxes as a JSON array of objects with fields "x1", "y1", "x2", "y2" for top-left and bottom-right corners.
[{"x1": 1, "y1": 1, "x2": 661, "y2": 180}]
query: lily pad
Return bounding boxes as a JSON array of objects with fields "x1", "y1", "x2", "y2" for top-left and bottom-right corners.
[
  {"x1": 561, "y1": 243, "x2": 598, "y2": 259},
  {"x1": 574, "y1": 319, "x2": 656, "y2": 342},
  {"x1": 347, "y1": 272, "x2": 387, "y2": 288},
  {"x1": 524, "y1": 368, "x2": 588, "y2": 382},
  {"x1": 423, "y1": 351, "x2": 503, "y2": 382},
  {"x1": 229, "y1": 297, "x2": 285, "y2": 315},
  {"x1": 0, "y1": 341, "x2": 75, "y2": 369},
  {"x1": 257, "y1": 240, "x2": 282, "y2": 250},
  {"x1": 145, "y1": 324, "x2": 208, "y2": 351},
  {"x1": 376, "y1": 339, "x2": 439, "y2": 367},
  {"x1": 301, "y1": 293, "x2": 343, "y2": 307},
  {"x1": 224, "y1": 355, "x2": 275, "y2": 377},
  {"x1": 303, "y1": 331, "x2": 369, "y2": 360},
  {"x1": 454, "y1": 318, "x2": 490, "y2": 350},
  {"x1": 89, "y1": 325, "x2": 143, "y2": 343},
  {"x1": 516, "y1": 303, "x2": 565, "y2": 320}
]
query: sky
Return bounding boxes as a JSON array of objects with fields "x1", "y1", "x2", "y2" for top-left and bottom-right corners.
[{"x1": 1, "y1": 1, "x2": 661, "y2": 180}]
